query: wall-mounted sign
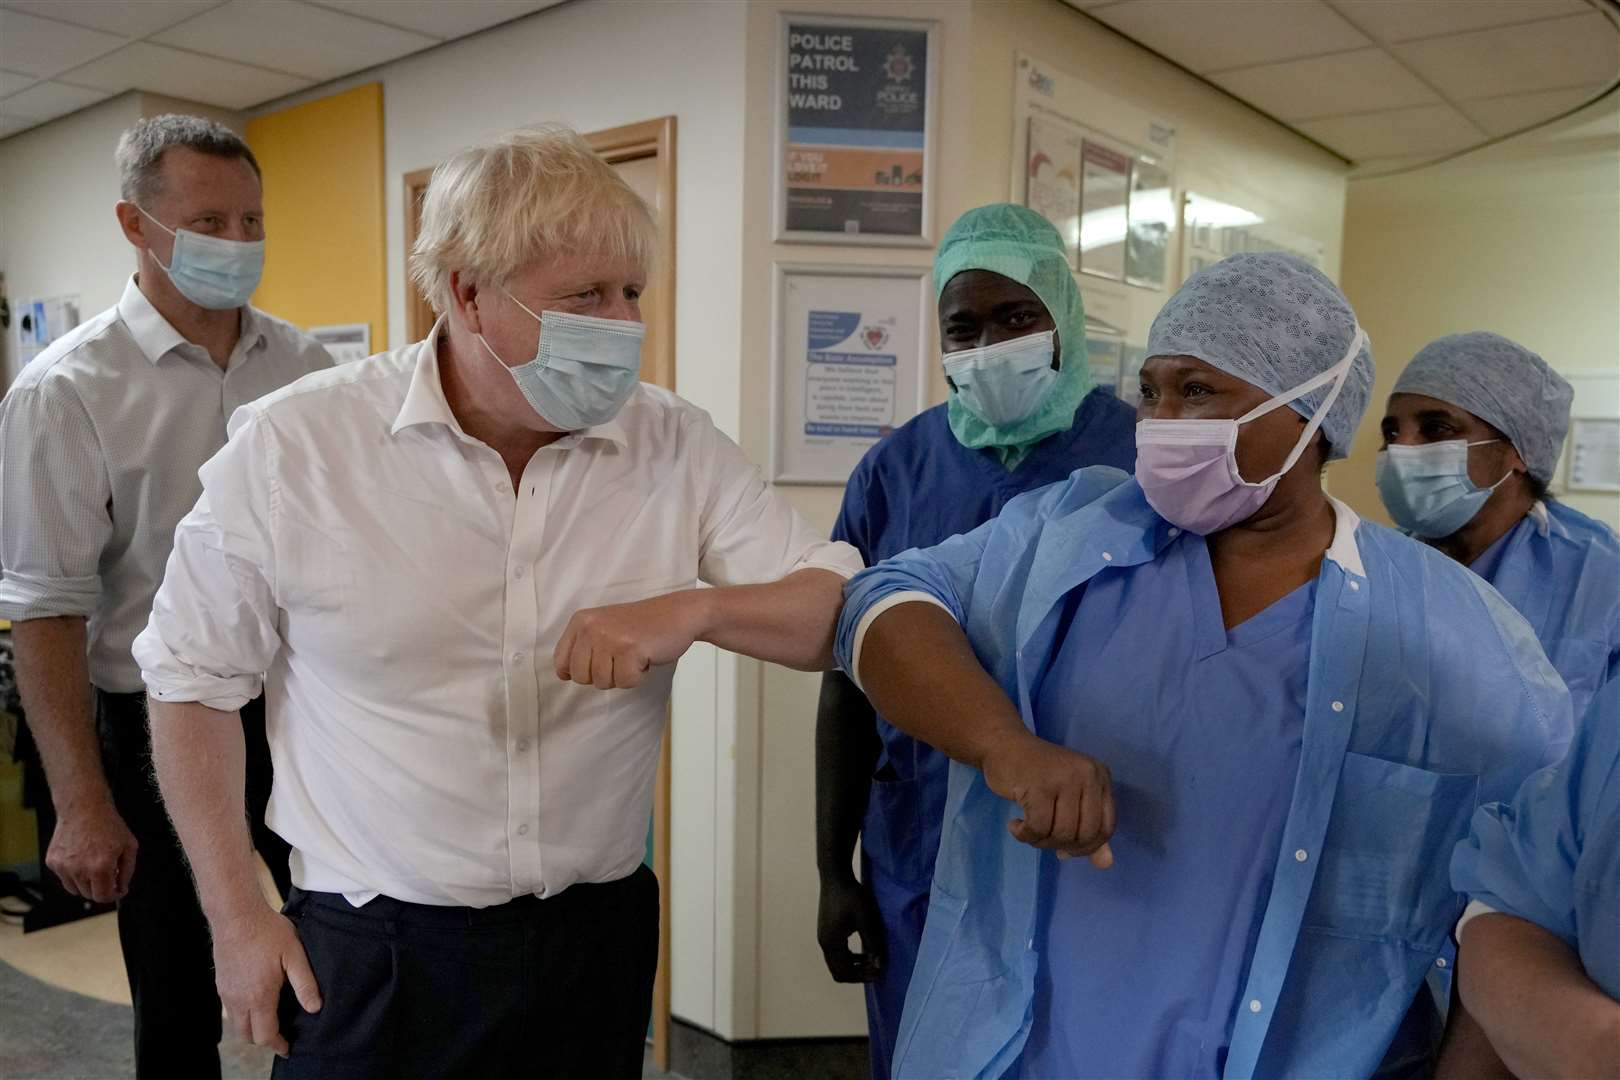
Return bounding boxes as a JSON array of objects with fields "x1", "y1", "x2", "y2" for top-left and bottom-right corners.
[{"x1": 776, "y1": 14, "x2": 939, "y2": 246}]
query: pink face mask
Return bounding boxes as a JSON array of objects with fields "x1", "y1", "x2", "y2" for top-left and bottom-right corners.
[{"x1": 1134, "y1": 327, "x2": 1366, "y2": 535}]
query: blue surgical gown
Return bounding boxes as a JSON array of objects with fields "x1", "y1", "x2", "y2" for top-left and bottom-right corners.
[
  {"x1": 834, "y1": 469, "x2": 1573, "y2": 1080},
  {"x1": 831, "y1": 389, "x2": 1136, "y2": 1079},
  {"x1": 1024, "y1": 534, "x2": 1313, "y2": 1078},
  {"x1": 1452, "y1": 677, "x2": 1620, "y2": 1000},
  {"x1": 1468, "y1": 500, "x2": 1620, "y2": 720}
]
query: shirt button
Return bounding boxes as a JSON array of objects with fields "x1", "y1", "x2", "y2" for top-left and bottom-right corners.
[
  {"x1": 1295, "y1": 849, "x2": 1309, "y2": 862},
  {"x1": 1331, "y1": 701, "x2": 1345, "y2": 712},
  {"x1": 1349, "y1": 580, "x2": 1361, "y2": 592},
  {"x1": 516, "y1": 739, "x2": 529, "y2": 752},
  {"x1": 1436, "y1": 957, "x2": 1448, "y2": 969},
  {"x1": 496, "y1": 482, "x2": 511, "y2": 494},
  {"x1": 511, "y1": 651, "x2": 525, "y2": 664},
  {"x1": 1167, "y1": 528, "x2": 1181, "y2": 538},
  {"x1": 1249, "y1": 999, "x2": 1263, "y2": 1013},
  {"x1": 1101, "y1": 551, "x2": 1113, "y2": 562},
  {"x1": 514, "y1": 566, "x2": 526, "y2": 579},
  {"x1": 517, "y1": 823, "x2": 530, "y2": 836}
]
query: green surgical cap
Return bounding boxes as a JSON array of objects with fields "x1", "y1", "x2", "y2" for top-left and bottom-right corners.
[{"x1": 934, "y1": 204, "x2": 1094, "y2": 466}]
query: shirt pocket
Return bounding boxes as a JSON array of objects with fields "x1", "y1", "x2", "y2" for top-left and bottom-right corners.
[
  {"x1": 1303, "y1": 752, "x2": 1479, "y2": 952},
  {"x1": 863, "y1": 774, "x2": 933, "y2": 887}
]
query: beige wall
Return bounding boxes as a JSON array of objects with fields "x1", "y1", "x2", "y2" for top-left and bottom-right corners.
[
  {"x1": 742, "y1": 0, "x2": 1352, "y2": 1039},
  {"x1": 1339, "y1": 100, "x2": 1620, "y2": 530}
]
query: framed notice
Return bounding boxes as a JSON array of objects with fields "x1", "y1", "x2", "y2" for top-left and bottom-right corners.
[
  {"x1": 771, "y1": 263, "x2": 931, "y2": 484},
  {"x1": 776, "y1": 14, "x2": 939, "y2": 246}
]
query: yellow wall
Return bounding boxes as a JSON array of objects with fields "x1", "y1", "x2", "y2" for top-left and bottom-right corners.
[
  {"x1": 246, "y1": 83, "x2": 387, "y2": 352},
  {"x1": 1338, "y1": 100, "x2": 1620, "y2": 530}
]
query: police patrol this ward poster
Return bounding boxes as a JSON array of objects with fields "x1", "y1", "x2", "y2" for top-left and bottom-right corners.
[{"x1": 777, "y1": 16, "x2": 938, "y2": 245}]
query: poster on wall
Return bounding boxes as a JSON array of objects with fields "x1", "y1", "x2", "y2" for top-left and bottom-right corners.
[
  {"x1": 1086, "y1": 336, "x2": 1122, "y2": 396},
  {"x1": 1079, "y1": 142, "x2": 1130, "y2": 282},
  {"x1": 772, "y1": 264, "x2": 930, "y2": 484},
  {"x1": 15, "y1": 293, "x2": 81, "y2": 370},
  {"x1": 309, "y1": 323, "x2": 372, "y2": 364},
  {"x1": 1181, "y1": 192, "x2": 1326, "y2": 280},
  {"x1": 1125, "y1": 160, "x2": 1172, "y2": 290},
  {"x1": 1026, "y1": 117, "x2": 1082, "y2": 268},
  {"x1": 776, "y1": 14, "x2": 938, "y2": 246}
]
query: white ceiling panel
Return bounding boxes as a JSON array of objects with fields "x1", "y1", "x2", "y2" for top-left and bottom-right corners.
[
  {"x1": 1298, "y1": 103, "x2": 1483, "y2": 159},
  {"x1": 1394, "y1": 12, "x2": 1620, "y2": 101},
  {"x1": 0, "y1": 113, "x2": 34, "y2": 136},
  {"x1": 305, "y1": 0, "x2": 563, "y2": 39},
  {"x1": 0, "y1": 78, "x2": 110, "y2": 120},
  {"x1": 1212, "y1": 47, "x2": 1439, "y2": 121},
  {"x1": 1093, "y1": 0, "x2": 1369, "y2": 75},
  {"x1": 1, "y1": 0, "x2": 225, "y2": 38},
  {"x1": 1328, "y1": 0, "x2": 1591, "y2": 43},
  {"x1": 1459, "y1": 85, "x2": 1607, "y2": 137},
  {"x1": 153, "y1": 0, "x2": 436, "y2": 82},
  {"x1": 0, "y1": 8, "x2": 125, "y2": 78},
  {"x1": 0, "y1": 68, "x2": 36, "y2": 95},
  {"x1": 67, "y1": 42, "x2": 312, "y2": 108}
]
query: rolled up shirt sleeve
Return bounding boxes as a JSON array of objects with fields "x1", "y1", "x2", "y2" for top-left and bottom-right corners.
[
  {"x1": 694, "y1": 417, "x2": 862, "y2": 585},
  {"x1": 133, "y1": 406, "x2": 283, "y2": 712},
  {"x1": 0, "y1": 382, "x2": 113, "y2": 620}
]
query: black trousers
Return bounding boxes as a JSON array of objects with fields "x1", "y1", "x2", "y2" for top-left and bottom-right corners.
[
  {"x1": 97, "y1": 689, "x2": 293, "y2": 1079},
  {"x1": 273, "y1": 865, "x2": 659, "y2": 1080}
]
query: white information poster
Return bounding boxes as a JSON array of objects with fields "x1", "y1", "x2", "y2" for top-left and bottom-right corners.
[
  {"x1": 773, "y1": 264, "x2": 930, "y2": 484},
  {"x1": 1126, "y1": 160, "x2": 1172, "y2": 290},
  {"x1": 1026, "y1": 117, "x2": 1082, "y2": 268},
  {"x1": 310, "y1": 323, "x2": 372, "y2": 364},
  {"x1": 1181, "y1": 191, "x2": 1326, "y2": 280},
  {"x1": 1079, "y1": 141, "x2": 1129, "y2": 282},
  {"x1": 1569, "y1": 417, "x2": 1620, "y2": 493}
]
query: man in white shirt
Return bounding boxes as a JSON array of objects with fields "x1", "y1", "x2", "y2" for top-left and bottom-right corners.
[
  {"x1": 134, "y1": 125, "x2": 863, "y2": 1079},
  {"x1": 0, "y1": 114, "x2": 330, "y2": 1078}
]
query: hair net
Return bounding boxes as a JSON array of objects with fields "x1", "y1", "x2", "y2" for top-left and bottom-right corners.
[
  {"x1": 1145, "y1": 251, "x2": 1373, "y2": 461},
  {"x1": 1393, "y1": 331, "x2": 1573, "y2": 485},
  {"x1": 934, "y1": 204, "x2": 1093, "y2": 465}
]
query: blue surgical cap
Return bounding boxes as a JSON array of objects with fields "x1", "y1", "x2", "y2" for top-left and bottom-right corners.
[
  {"x1": 1146, "y1": 251, "x2": 1374, "y2": 461},
  {"x1": 1394, "y1": 331, "x2": 1573, "y2": 484}
]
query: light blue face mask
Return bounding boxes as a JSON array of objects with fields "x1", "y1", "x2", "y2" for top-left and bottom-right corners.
[
  {"x1": 942, "y1": 330, "x2": 1059, "y2": 429},
  {"x1": 1376, "y1": 438, "x2": 1510, "y2": 539},
  {"x1": 138, "y1": 206, "x2": 264, "y2": 310},
  {"x1": 477, "y1": 291, "x2": 646, "y2": 430}
]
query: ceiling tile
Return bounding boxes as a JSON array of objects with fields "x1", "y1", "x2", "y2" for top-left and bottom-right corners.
[
  {"x1": 0, "y1": 113, "x2": 38, "y2": 137},
  {"x1": 0, "y1": 68, "x2": 36, "y2": 95},
  {"x1": 1297, "y1": 103, "x2": 1483, "y2": 160},
  {"x1": 67, "y1": 42, "x2": 312, "y2": 109},
  {"x1": 1459, "y1": 85, "x2": 1607, "y2": 137},
  {"x1": 1, "y1": 0, "x2": 224, "y2": 38},
  {"x1": 1212, "y1": 47, "x2": 1440, "y2": 121},
  {"x1": 1328, "y1": 0, "x2": 1590, "y2": 44},
  {"x1": 305, "y1": 0, "x2": 563, "y2": 39},
  {"x1": 1393, "y1": 12, "x2": 1620, "y2": 100},
  {"x1": 1093, "y1": 0, "x2": 1370, "y2": 75},
  {"x1": 0, "y1": 8, "x2": 125, "y2": 78},
  {"x1": 0, "y1": 78, "x2": 110, "y2": 120},
  {"x1": 153, "y1": 0, "x2": 436, "y2": 81}
]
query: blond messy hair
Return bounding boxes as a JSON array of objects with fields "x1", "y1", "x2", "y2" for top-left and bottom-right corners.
[{"x1": 410, "y1": 123, "x2": 657, "y2": 315}]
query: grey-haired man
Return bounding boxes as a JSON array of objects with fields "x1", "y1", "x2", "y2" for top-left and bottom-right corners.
[{"x1": 0, "y1": 113, "x2": 329, "y2": 1077}]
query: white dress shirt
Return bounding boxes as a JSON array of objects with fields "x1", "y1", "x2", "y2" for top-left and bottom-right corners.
[
  {"x1": 134, "y1": 323, "x2": 861, "y2": 907},
  {"x1": 0, "y1": 277, "x2": 331, "y2": 690}
]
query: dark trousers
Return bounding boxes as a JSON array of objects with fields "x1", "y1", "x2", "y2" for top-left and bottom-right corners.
[
  {"x1": 97, "y1": 689, "x2": 293, "y2": 1080},
  {"x1": 273, "y1": 865, "x2": 659, "y2": 1080}
]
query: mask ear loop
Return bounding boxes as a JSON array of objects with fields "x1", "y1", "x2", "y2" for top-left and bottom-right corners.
[{"x1": 1239, "y1": 326, "x2": 1368, "y2": 486}]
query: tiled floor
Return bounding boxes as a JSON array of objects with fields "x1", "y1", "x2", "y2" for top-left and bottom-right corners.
[{"x1": 0, "y1": 908, "x2": 681, "y2": 1078}]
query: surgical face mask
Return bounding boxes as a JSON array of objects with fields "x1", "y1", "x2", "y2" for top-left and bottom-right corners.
[
  {"x1": 1135, "y1": 326, "x2": 1366, "y2": 536},
  {"x1": 477, "y1": 291, "x2": 645, "y2": 430},
  {"x1": 942, "y1": 330, "x2": 1058, "y2": 428},
  {"x1": 138, "y1": 206, "x2": 264, "y2": 310},
  {"x1": 1376, "y1": 439, "x2": 1509, "y2": 539}
]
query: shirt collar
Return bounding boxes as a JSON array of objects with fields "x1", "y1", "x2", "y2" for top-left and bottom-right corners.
[
  {"x1": 118, "y1": 275, "x2": 267, "y2": 364},
  {"x1": 1324, "y1": 494, "x2": 1367, "y2": 578},
  {"x1": 389, "y1": 316, "x2": 630, "y2": 447}
]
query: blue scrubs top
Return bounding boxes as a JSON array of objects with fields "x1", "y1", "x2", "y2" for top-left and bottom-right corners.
[
  {"x1": 1453, "y1": 677, "x2": 1620, "y2": 999},
  {"x1": 833, "y1": 388, "x2": 1137, "y2": 884},
  {"x1": 835, "y1": 472, "x2": 1572, "y2": 1080},
  {"x1": 833, "y1": 389, "x2": 1136, "y2": 1080},
  {"x1": 1024, "y1": 535, "x2": 1314, "y2": 1078},
  {"x1": 1468, "y1": 500, "x2": 1620, "y2": 720}
]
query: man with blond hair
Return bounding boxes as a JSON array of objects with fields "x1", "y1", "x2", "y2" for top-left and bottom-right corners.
[{"x1": 134, "y1": 124, "x2": 861, "y2": 1078}]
